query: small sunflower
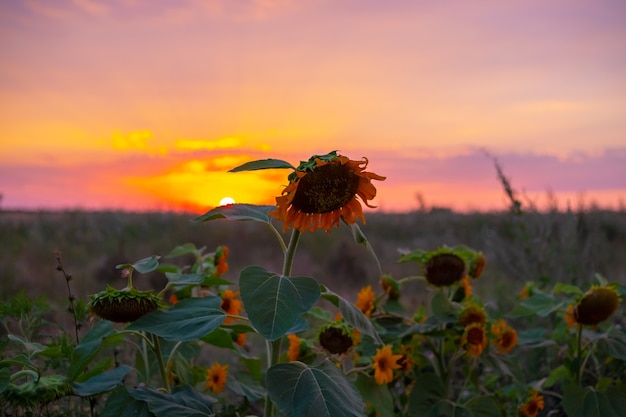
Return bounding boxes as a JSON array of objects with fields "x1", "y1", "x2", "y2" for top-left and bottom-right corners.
[
  {"x1": 519, "y1": 391, "x2": 545, "y2": 417},
  {"x1": 90, "y1": 286, "x2": 160, "y2": 323},
  {"x1": 564, "y1": 304, "x2": 577, "y2": 328},
  {"x1": 381, "y1": 274, "x2": 401, "y2": 301},
  {"x1": 573, "y1": 285, "x2": 620, "y2": 326},
  {"x1": 371, "y1": 345, "x2": 402, "y2": 385},
  {"x1": 269, "y1": 151, "x2": 386, "y2": 232},
  {"x1": 491, "y1": 319, "x2": 518, "y2": 355},
  {"x1": 215, "y1": 246, "x2": 229, "y2": 276},
  {"x1": 458, "y1": 302, "x2": 487, "y2": 327},
  {"x1": 462, "y1": 322, "x2": 488, "y2": 358},
  {"x1": 220, "y1": 289, "x2": 243, "y2": 324},
  {"x1": 469, "y1": 252, "x2": 486, "y2": 279},
  {"x1": 355, "y1": 285, "x2": 376, "y2": 317},
  {"x1": 460, "y1": 275, "x2": 472, "y2": 298},
  {"x1": 205, "y1": 362, "x2": 229, "y2": 393}
]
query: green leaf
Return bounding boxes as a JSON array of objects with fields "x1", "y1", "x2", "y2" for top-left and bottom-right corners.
[
  {"x1": 431, "y1": 290, "x2": 458, "y2": 320},
  {"x1": 408, "y1": 372, "x2": 446, "y2": 417},
  {"x1": 239, "y1": 266, "x2": 320, "y2": 341},
  {"x1": 582, "y1": 389, "x2": 616, "y2": 417},
  {"x1": 116, "y1": 255, "x2": 161, "y2": 274},
  {"x1": 350, "y1": 222, "x2": 382, "y2": 274},
  {"x1": 228, "y1": 158, "x2": 295, "y2": 172},
  {"x1": 321, "y1": 286, "x2": 383, "y2": 345},
  {"x1": 355, "y1": 373, "x2": 395, "y2": 417},
  {"x1": 192, "y1": 204, "x2": 276, "y2": 223},
  {"x1": 553, "y1": 283, "x2": 584, "y2": 297},
  {"x1": 73, "y1": 365, "x2": 132, "y2": 396},
  {"x1": 516, "y1": 328, "x2": 557, "y2": 348},
  {"x1": 465, "y1": 396, "x2": 502, "y2": 417},
  {"x1": 605, "y1": 383, "x2": 626, "y2": 416},
  {"x1": 165, "y1": 272, "x2": 205, "y2": 286},
  {"x1": 597, "y1": 328, "x2": 626, "y2": 361},
  {"x1": 68, "y1": 320, "x2": 119, "y2": 381},
  {"x1": 267, "y1": 360, "x2": 364, "y2": 417},
  {"x1": 562, "y1": 383, "x2": 587, "y2": 417},
  {"x1": 102, "y1": 386, "x2": 154, "y2": 417},
  {"x1": 166, "y1": 243, "x2": 199, "y2": 258},
  {"x1": 200, "y1": 328, "x2": 234, "y2": 349},
  {"x1": 129, "y1": 385, "x2": 216, "y2": 417},
  {"x1": 128, "y1": 297, "x2": 225, "y2": 342},
  {"x1": 519, "y1": 293, "x2": 564, "y2": 317}
]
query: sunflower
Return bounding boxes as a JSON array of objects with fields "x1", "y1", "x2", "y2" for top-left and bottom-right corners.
[
  {"x1": 90, "y1": 287, "x2": 160, "y2": 323},
  {"x1": 221, "y1": 289, "x2": 243, "y2": 324},
  {"x1": 458, "y1": 302, "x2": 487, "y2": 327},
  {"x1": 424, "y1": 253, "x2": 467, "y2": 287},
  {"x1": 469, "y1": 252, "x2": 486, "y2": 279},
  {"x1": 319, "y1": 323, "x2": 354, "y2": 355},
  {"x1": 355, "y1": 285, "x2": 376, "y2": 317},
  {"x1": 462, "y1": 322, "x2": 488, "y2": 358},
  {"x1": 519, "y1": 391, "x2": 545, "y2": 417},
  {"x1": 372, "y1": 345, "x2": 402, "y2": 385},
  {"x1": 205, "y1": 363, "x2": 228, "y2": 393},
  {"x1": 235, "y1": 333, "x2": 246, "y2": 347},
  {"x1": 491, "y1": 319, "x2": 518, "y2": 354},
  {"x1": 269, "y1": 151, "x2": 385, "y2": 232},
  {"x1": 573, "y1": 285, "x2": 620, "y2": 326},
  {"x1": 460, "y1": 275, "x2": 472, "y2": 298},
  {"x1": 287, "y1": 334, "x2": 301, "y2": 361},
  {"x1": 215, "y1": 246, "x2": 229, "y2": 275}
]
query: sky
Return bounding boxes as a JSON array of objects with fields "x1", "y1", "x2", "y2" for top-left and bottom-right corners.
[{"x1": 0, "y1": 0, "x2": 625, "y2": 213}]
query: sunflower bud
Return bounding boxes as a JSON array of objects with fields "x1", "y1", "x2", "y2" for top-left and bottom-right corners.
[
  {"x1": 573, "y1": 285, "x2": 620, "y2": 326},
  {"x1": 469, "y1": 252, "x2": 486, "y2": 279},
  {"x1": 90, "y1": 287, "x2": 160, "y2": 323},
  {"x1": 381, "y1": 275, "x2": 401, "y2": 300},
  {"x1": 425, "y1": 253, "x2": 466, "y2": 287}
]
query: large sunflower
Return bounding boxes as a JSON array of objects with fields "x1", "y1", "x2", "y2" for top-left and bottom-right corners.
[{"x1": 269, "y1": 151, "x2": 386, "y2": 232}]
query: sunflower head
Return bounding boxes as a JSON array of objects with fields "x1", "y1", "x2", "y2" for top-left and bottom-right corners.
[
  {"x1": 205, "y1": 362, "x2": 228, "y2": 393},
  {"x1": 573, "y1": 285, "x2": 621, "y2": 326},
  {"x1": 425, "y1": 253, "x2": 467, "y2": 287},
  {"x1": 469, "y1": 252, "x2": 486, "y2": 279},
  {"x1": 214, "y1": 245, "x2": 229, "y2": 276},
  {"x1": 319, "y1": 322, "x2": 354, "y2": 355},
  {"x1": 462, "y1": 322, "x2": 488, "y2": 358},
  {"x1": 519, "y1": 391, "x2": 545, "y2": 417},
  {"x1": 220, "y1": 289, "x2": 243, "y2": 324},
  {"x1": 371, "y1": 345, "x2": 403, "y2": 385},
  {"x1": 490, "y1": 319, "x2": 518, "y2": 355},
  {"x1": 458, "y1": 302, "x2": 487, "y2": 327},
  {"x1": 269, "y1": 151, "x2": 385, "y2": 232},
  {"x1": 90, "y1": 286, "x2": 160, "y2": 323},
  {"x1": 355, "y1": 285, "x2": 376, "y2": 317}
]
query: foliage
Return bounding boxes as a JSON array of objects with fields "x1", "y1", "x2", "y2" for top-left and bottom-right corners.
[{"x1": 1, "y1": 155, "x2": 625, "y2": 416}]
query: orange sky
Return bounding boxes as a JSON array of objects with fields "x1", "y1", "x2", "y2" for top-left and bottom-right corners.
[{"x1": 0, "y1": 0, "x2": 625, "y2": 213}]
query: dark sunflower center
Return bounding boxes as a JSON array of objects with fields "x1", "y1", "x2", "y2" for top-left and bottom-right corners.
[
  {"x1": 291, "y1": 163, "x2": 360, "y2": 213},
  {"x1": 467, "y1": 328, "x2": 484, "y2": 345}
]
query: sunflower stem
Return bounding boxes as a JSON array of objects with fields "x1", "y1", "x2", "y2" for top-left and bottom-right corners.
[
  {"x1": 576, "y1": 323, "x2": 583, "y2": 385},
  {"x1": 151, "y1": 333, "x2": 171, "y2": 392},
  {"x1": 267, "y1": 223, "x2": 288, "y2": 254},
  {"x1": 264, "y1": 229, "x2": 301, "y2": 417}
]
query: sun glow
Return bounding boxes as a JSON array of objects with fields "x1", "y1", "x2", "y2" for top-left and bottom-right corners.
[{"x1": 219, "y1": 196, "x2": 235, "y2": 206}]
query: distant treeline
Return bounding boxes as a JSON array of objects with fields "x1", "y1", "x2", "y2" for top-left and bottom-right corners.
[{"x1": 1, "y1": 208, "x2": 625, "y2": 311}]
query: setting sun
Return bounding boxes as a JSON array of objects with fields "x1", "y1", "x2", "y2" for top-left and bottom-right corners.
[{"x1": 219, "y1": 197, "x2": 236, "y2": 206}]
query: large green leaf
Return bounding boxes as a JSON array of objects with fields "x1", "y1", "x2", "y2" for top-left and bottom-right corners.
[
  {"x1": 192, "y1": 204, "x2": 276, "y2": 223},
  {"x1": 597, "y1": 328, "x2": 626, "y2": 361},
  {"x1": 102, "y1": 386, "x2": 154, "y2": 417},
  {"x1": 128, "y1": 297, "x2": 225, "y2": 342},
  {"x1": 228, "y1": 158, "x2": 295, "y2": 172},
  {"x1": 510, "y1": 293, "x2": 564, "y2": 318},
  {"x1": 354, "y1": 373, "x2": 395, "y2": 417},
  {"x1": 129, "y1": 385, "x2": 215, "y2": 417},
  {"x1": 239, "y1": 266, "x2": 320, "y2": 341},
  {"x1": 582, "y1": 390, "x2": 618, "y2": 417},
  {"x1": 68, "y1": 320, "x2": 120, "y2": 381},
  {"x1": 267, "y1": 360, "x2": 364, "y2": 417},
  {"x1": 73, "y1": 365, "x2": 132, "y2": 396},
  {"x1": 464, "y1": 396, "x2": 502, "y2": 417},
  {"x1": 321, "y1": 286, "x2": 383, "y2": 345},
  {"x1": 408, "y1": 372, "x2": 445, "y2": 417}
]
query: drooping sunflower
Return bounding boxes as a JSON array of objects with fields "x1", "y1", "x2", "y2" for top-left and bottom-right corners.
[
  {"x1": 319, "y1": 322, "x2": 354, "y2": 355},
  {"x1": 491, "y1": 319, "x2": 518, "y2": 355},
  {"x1": 355, "y1": 285, "x2": 376, "y2": 317},
  {"x1": 269, "y1": 151, "x2": 386, "y2": 232},
  {"x1": 90, "y1": 286, "x2": 160, "y2": 323},
  {"x1": 221, "y1": 289, "x2": 243, "y2": 324},
  {"x1": 462, "y1": 322, "x2": 488, "y2": 358},
  {"x1": 572, "y1": 285, "x2": 620, "y2": 326},
  {"x1": 371, "y1": 345, "x2": 403, "y2": 385},
  {"x1": 519, "y1": 391, "x2": 545, "y2": 417},
  {"x1": 205, "y1": 362, "x2": 229, "y2": 393}
]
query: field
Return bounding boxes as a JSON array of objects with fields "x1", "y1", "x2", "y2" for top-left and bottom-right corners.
[{"x1": 1, "y1": 204, "x2": 625, "y2": 416}]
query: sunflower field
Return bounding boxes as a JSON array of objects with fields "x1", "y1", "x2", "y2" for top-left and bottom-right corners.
[{"x1": 1, "y1": 151, "x2": 625, "y2": 417}]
